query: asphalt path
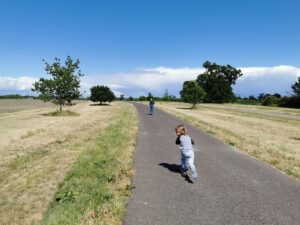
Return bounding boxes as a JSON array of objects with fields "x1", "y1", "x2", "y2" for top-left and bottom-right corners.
[{"x1": 124, "y1": 103, "x2": 300, "y2": 225}]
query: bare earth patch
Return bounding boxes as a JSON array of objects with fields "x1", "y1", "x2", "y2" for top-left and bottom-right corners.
[
  {"x1": 155, "y1": 102, "x2": 300, "y2": 180},
  {"x1": 0, "y1": 100, "x2": 125, "y2": 225}
]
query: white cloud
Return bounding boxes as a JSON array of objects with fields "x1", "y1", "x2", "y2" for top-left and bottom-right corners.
[
  {"x1": 81, "y1": 67, "x2": 203, "y2": 96},
  {"x1": 0, "y1": 76, "x2": 38, "y2": 90},
  {"x1": 240, "y1": 65, "x2": 300, "y2": 80},
  {"x1": 82, "y1": 65, "x2": 299, "y2": 97},
  {"x1": 1, "y1": 65, "x2": 299, "y2": 97},
  {"x1": 235, "y1": 65, "x2": 300, "y2": 97}
]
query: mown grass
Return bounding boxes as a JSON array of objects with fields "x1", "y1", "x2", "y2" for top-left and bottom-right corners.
[
  {"x1": 0, "y1": 101, "x2": 130, "y2": 225},
  {"x1": 40, "y1": 105, "x2": 137, "y2": 225},
  {"x1": 0, "y1": 149, "x2": 50, "y2": 183},
  {"x1": 155, "y1": 102, "x2": 300, "y2": 180}
]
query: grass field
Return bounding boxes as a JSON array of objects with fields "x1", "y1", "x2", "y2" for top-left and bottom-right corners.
[
  {"x1": 0, "y1": 99, "x2": 56, "y2": 114},
  {"x1": 0, "y1": 100, "x2": 137, "y2": 225},
  {"x1": 154, "y1": 102, "x2": 300, "y2": 180}
]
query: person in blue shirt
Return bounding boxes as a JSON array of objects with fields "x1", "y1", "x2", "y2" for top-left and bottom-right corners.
[{"x1": 149, "y1": 98, "x2": 155, "y2": 115}]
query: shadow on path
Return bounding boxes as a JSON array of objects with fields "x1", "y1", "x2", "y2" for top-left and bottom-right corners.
[
  {"x1": 176, "y1": 107, "x2": 192, "y2": 110},
  {"x1": 159, "y1": 163, "x2": 193, "y2": 183},
  {"x1": 89, "y1": 103, "x2": 111, "y2": 106}
]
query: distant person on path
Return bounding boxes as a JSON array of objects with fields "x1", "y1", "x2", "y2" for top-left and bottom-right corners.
[
  {"x1": 149, "y1": 98, "x2": 155, "y2": 115},
  {"x1": 175, "y1": 125, "x2": 198, "y2": 179}
]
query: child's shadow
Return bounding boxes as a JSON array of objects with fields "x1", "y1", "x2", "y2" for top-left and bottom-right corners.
[{"x1": 159, "y1": 163, "x2": 193, "y2": 183}]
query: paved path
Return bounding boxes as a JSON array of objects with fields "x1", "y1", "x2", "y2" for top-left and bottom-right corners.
[{"x1": 124, "y1": 103, "x2": 300, "y2": 225}]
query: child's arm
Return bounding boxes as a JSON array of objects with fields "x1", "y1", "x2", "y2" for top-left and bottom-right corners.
[
  {"x1": 191, "y1": 138, "x2": 195, "y2": 145},
  {"x1": 175, "y1": 136, "x2": 180, "y2": 145}
]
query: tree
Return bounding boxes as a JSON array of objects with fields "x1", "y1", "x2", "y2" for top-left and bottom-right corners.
[
  {"x1": 292, "y1": 77, "x2": 300, "y2": 96},
  {"x1": 90, "y1": 85, "x2": 116, "y2": 105},
  {"x1": 248, "y1": 95, "x2": 257, "y2": 100},
  {"x1": 119, "y1": 94, "x2": 125, "y2": 101},
  {"x1": 261, "y1": 96, "x2": 279, "y2": 106},
  {"x1": 196, "y1": 61, "x2": 242, "y2": 103},
  {"x1": 163, "y1": 89, "x2": 170, "y2": 101},
  {"x1": 139, "y1": 96, "x2": 147, "y2": 101},
  {"x1": 162, "y1": 89, "x2": 177, "y2": 101},
  {"x1": 180, "y1": 80, "x2": 206, "y2": 108},
  {"x1": 273, "y1": 93, "x2": 281, "y2": 98},
  {"x1": 32, "y1": 56, "x2": 83, "y2": 111},
  {"x1": 147, "y1": 92, "x2": 154, "y2": 101}
]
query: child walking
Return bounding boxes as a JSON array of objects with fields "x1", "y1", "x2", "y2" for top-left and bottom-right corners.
[{"x1": 175, "y1": 125, "x2": 198, "y2": 179}]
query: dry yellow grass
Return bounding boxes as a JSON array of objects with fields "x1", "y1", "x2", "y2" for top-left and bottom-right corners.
[
  {"x1": 0, "y1": 100, "x2": 126, "y2": 225},
  {"x1": 155, "y1": 102, "x2": 300, "y2": 180},
  {"x1": 39, "y1": 103, "x2": 138, "y2": 225},
  {"x1": 0, "y1": 99, "x2": 55, "y2": 114}
]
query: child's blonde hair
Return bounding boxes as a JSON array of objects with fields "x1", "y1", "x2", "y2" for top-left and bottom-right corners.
[{"x1": 175, "y1": 124, "x2": 188, "y2": 135}]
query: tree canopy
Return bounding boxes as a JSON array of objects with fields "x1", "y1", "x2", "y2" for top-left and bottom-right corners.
[
  {"x1": 32, "y1": 56, "x2": 83, "y2": 111},
  {"x1": 180, "y1": 80, "x2": 206, "y2": 108},
  {"x1": 90, "y1": 85, "x2": 116, "y2": 105},
  {"x1": 196, "y1": 61, "x2": 242, "y2": 103}
]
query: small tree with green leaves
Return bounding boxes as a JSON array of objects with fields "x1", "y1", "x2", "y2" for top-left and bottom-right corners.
[
  {"x1": 180, "y1": 80, "x2": 206, "y2": 108},
  {"x1": 90, "y1": 85, "x2": 116, "y2": 105},
  {"x1": 32, "y1": 56, "x2": 83, "y2": 111}
]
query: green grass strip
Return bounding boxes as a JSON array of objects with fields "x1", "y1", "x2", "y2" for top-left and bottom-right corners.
[
  {"x1": 41, "y1": 105, "x2": 137, "y2": 225},
  {"x1": 47, "y1": 110, "x2": 79, "y2": 117}
]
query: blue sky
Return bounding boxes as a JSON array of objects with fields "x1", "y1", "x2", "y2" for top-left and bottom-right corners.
[{"x1": 0, "y1": 0, "x2": 300, "y2": 97}]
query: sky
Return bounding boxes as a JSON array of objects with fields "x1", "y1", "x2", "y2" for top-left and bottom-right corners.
[{"x1": 0, "y1": 0, "x2": 300, "y2": 97}]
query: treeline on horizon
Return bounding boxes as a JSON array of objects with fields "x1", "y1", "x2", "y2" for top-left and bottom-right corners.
[
  {"x1": 123, "y1": 91, "x2": 300, "y2": 108},
  {"x1": 0, "y1": 94, "x2": 37, "y2": 99},
  {"x1": 1, "y1": 89, "x2": 300, "y2": 109}
]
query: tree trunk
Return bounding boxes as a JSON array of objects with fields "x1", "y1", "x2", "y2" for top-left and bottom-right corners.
[{"x1": 60, "y1": 104, "x2": 62, "y2": 111}]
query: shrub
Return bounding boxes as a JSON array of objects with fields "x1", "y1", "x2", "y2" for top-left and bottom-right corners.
[
  {"x1": 278, "y1": 96, "x2": 300, "y2": 108},
  {"x1": 261, "y1": 96, "x2": 279, "y2": 106}
]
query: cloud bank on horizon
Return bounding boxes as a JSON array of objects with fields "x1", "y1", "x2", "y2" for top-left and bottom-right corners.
[{"x1": 0, "y1": 65, "x2": 299, "y2": 98}]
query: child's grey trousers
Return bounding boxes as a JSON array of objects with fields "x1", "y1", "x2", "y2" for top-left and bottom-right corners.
[{"x1": 181, "y1": 151, "x2": 198, "y2": 178}]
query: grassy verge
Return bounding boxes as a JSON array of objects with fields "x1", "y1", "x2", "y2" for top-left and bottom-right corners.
[
  {"x1": 155, "y1": 102, "x2": 300, "y2": 180},
  {"x1": 47, "y1": 110, "x2": 79, "y2": 117},
  {"x1": 41, "y1": 105, "x2": 137, "y2": 225}
]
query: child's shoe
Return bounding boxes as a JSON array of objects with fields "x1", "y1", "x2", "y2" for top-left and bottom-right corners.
[
  {"x1": 180, "y1": 167, "x2": 188, "y2": 177},
  {"x1": 191, "y1": 170, "x2": 198, "y2": 179}
]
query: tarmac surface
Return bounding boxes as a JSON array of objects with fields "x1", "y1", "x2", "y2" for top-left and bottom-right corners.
[{"x1": 124, "y1": 103, "x2": 300, "y2": 225}]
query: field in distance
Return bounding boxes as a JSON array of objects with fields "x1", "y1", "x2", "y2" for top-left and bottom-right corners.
[
  {"x1": 155, "y1": 102, "x2": 300, "y2": 180},
  {"x1": 0, "y1": 99, "x2": 137, "y2": 225},
  {"x1": 0, "y1": 99, "x2": 57, "y2": 114}
]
